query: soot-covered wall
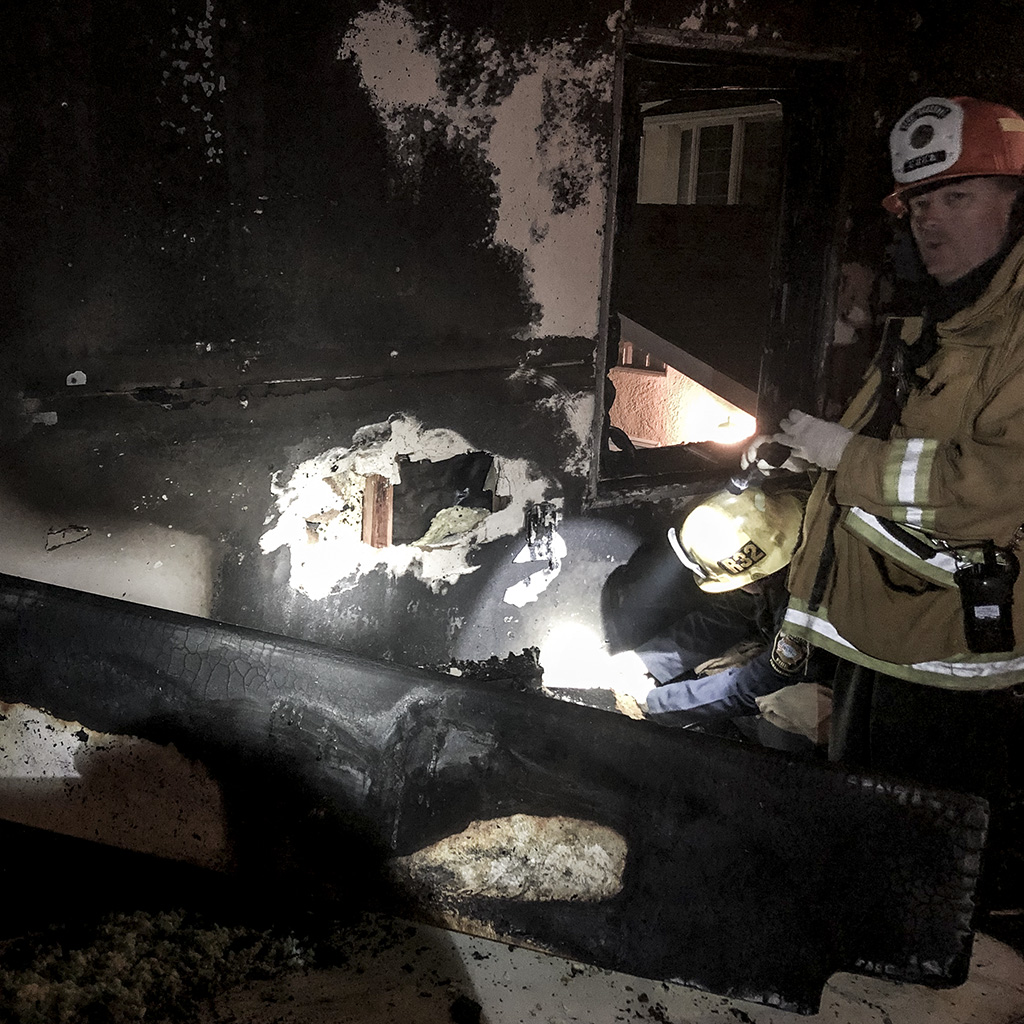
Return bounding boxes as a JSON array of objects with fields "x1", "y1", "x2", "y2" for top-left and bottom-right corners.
[
  {"x1": 3, "y1": 0, "x2": 627, "y2": 671},
  {"x1": 7, "y1": 0, "x2": 616, "y2": 384},
  {"x1": 4, "y1": 0, "x2": 1024, "y2": 677}
]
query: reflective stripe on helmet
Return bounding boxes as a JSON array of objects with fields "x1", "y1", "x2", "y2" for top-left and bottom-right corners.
[{"x1": 666, "y1": 526, "x2": 705, "y2": 578}]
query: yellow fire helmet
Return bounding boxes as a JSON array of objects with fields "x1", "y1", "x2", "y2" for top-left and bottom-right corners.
[{"x1": 667, "y1": 485, "x2": 806, "y2": 593}]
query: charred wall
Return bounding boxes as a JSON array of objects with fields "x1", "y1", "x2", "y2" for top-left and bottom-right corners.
[
  {"x1": 3, "y1": 0, "x2": 615, "y2": 387},
  {"x1": 3, "y1": 0, "x2": 1024, "y2": 673}
]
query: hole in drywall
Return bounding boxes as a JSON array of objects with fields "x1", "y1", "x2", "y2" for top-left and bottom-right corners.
[
  {"x1": 392, "y1": 452, "x2": 500, "y2": 545},
  {"x1": 260, "y1": 417, "x2": 556, "y2": 596}
]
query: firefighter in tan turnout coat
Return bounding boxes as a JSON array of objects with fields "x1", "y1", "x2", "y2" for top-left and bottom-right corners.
[{"x1": 769, "y1": 96, "x2": 1024, "y2": 910}]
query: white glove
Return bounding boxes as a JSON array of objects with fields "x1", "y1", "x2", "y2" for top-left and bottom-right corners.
[
  {"x1": 739, "y1": 434, "x2": 813, "y2": 474},
  {"x1": 694, "y1": 640, "x2": 765, "y2": 676},
  {"x1": 774, "y1": 410, "x2": 853, "y2": 471}
]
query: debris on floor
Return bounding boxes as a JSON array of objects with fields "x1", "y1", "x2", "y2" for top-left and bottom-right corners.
[
  {"x1": 1, "y1": 908, "x2": 1022, "y2": 1024},
  {"x1": 0, "y1": 908, "x2": 304, "y2": 1024}
]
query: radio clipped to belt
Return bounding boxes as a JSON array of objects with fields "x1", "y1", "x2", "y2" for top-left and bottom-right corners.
[{"x1": 953, "y1": 539, "x2": 1020, "y2": 654}]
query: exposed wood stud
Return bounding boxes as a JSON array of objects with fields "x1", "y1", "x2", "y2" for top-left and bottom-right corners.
[{"x1": 362, "y1": 474, "x2": 394, "y2": 548}]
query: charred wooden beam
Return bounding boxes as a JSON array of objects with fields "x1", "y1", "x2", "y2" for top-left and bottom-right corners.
[{"x1": 0, "y1": 574, "x2": 986, "y2": 1014}]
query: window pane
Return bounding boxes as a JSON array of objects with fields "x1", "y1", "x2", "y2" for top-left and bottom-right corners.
[
  {"x1": 638, "y1": 122, "x2": 685, "y2": 204},
  {"x1": 676, "y1": 129, "x2": 692, "y2": 203},
  {"x1": 739, "y1": 118, "x2": 783, "y2": 205},
  {"x1": 695, "y1": 123, "x2": 733, "y2": 205},
  {"x1": 617, "y1": 340, "x2": 665, "y2": 372}
]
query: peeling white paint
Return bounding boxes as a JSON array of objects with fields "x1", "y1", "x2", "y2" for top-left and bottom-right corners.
[
  {"x1": 538, "y1": 391, "x2": 595, "y2": 477},
  {"x1": 339, "y1": 4, "x2": 612, "y2": 337},
  {"x1": 259, "y1": 416, "x2": 556, "y2": 598},
  {"x1": 160, "y1": 0, "x2": 225, "y2": 163},
  {"x1": 486, "y1": 46, "x2": 611, "y2": 337},
  {"x1": 503, "y1": 530, "x2": 567, "y2": 607},
  {"x1": 339, "y1": 6, "x2": 449, "y2": 122},
  {"x1": 337, "y1": 4, "x2": 493, "y2": 176},
  {"x1": 391, "y1": 813, "x2": 627, "y2": 901}
]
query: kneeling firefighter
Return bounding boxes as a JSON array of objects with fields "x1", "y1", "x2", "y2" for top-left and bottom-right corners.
[{"x1": 625, "y1": 464, "x2": 834, "y2": 746}]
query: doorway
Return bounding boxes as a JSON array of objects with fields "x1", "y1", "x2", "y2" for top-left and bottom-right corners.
[{"x1": 599, "y1": 42, "x2": 852, "y2": 490}]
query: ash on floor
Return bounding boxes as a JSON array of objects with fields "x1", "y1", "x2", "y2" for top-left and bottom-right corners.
[
  {"x1": 192, "y1": 914, "x2": 1024, "y2": 1024},
  {"x1": 1, "y1": 906, "x2": 1023, "y2": 1024}
]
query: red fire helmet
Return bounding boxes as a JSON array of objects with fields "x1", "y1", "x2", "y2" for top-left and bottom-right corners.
[{"x1": 883, "y1": 96, "x2": 1024, "y2": 215}]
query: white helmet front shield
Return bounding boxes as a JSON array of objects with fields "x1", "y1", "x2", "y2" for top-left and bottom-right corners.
[{"x1": 890, "y1": 97, "x2": 964, "y2": 184}]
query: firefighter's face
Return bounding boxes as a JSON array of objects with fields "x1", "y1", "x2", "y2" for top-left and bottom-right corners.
[{"x1": 908, "y1": 177, "x2": 1020, "y2": 285}]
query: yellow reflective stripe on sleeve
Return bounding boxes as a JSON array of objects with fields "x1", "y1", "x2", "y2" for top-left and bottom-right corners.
[
  {"x1": 882, "y1": 443, "x2": 907, "y2": 505},
  {"x1": 884, "y1": 438, "x2": 938, "y2": 530},
  {"x1": 915, "y1": 439, "x2": 938, "y2": 532}
]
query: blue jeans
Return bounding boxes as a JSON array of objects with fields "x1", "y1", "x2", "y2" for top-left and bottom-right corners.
[
  {"x1": 633, "y1": 599, "x2": 758, "y2": 684},
  {"x1": 634, "y1": 591, "x2": 787, "y2": 721},
  {"x1": 643, "y1": 652, "x2": 785, "y2": 720}
]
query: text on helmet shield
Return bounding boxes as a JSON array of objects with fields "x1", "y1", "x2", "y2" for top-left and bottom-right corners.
[
  {"x1": 903, "y1": 150, "x2": 948, "y2": 173},
  {"x1": 718, "y1": 541, "x2": 767, "y2": 576},
  {"x1": 898, "y1": 101, "x2": 954, "y2": 132}
]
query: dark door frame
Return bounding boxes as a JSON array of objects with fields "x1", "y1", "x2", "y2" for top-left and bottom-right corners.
[{"x1": 591, "y1": 27, "x2": 862, "y2": 501}]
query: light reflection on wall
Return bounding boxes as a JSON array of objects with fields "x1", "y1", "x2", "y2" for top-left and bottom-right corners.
[
  {"x1": 538, "y1": 621, "x2": 650, "y2": 702},
  {"x1": 608, "y1": 366, "x2": 756, "y2": 447}
]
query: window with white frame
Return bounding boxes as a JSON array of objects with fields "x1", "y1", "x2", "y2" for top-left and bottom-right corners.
[
  {"x1": 617, "y1": 340, "x2": 666, "y2": 374},
  {"x1": 637, "y1": 103, "x2": 783, "y2": 206}
]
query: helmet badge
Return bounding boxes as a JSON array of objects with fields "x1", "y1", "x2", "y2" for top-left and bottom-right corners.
[{"x1": 890, "y1": 97, "x2": 963, "y2": 184}]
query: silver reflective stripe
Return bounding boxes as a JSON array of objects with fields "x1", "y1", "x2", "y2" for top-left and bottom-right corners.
[
  {"x1": 783, "y1": 604, "x2": 1024, "y2": 688},
  {"x1": 666, "y1": 527, "x2": 703, "y2": 577},
  {"x1": 898, "y1": 439, "x2": 925, "y2": 528},
  {"x1": 842, "y1": 508, "x2": 958, "y2": 585}
]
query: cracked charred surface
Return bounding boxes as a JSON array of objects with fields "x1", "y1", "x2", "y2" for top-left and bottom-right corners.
[{"x1": 0, "y1": 573, "x2": 988, "y2": 1014}]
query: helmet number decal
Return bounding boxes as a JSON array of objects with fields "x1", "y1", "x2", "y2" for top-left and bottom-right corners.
[{"x1": 718, "y1": 540, "x2": 766, "y2": 576}]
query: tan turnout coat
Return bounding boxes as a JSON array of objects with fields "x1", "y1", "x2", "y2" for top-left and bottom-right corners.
[{"x1": 784, "y1": 235, "x2": 1024, "y2": 689}]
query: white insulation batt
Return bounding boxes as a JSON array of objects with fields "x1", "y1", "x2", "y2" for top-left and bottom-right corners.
[
  {"x1": 390, "y1": 813, "x2": 627, "y2": 901},
  {"x1": 259, "y1": 417, "x2": 559, "y2": 597}
]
